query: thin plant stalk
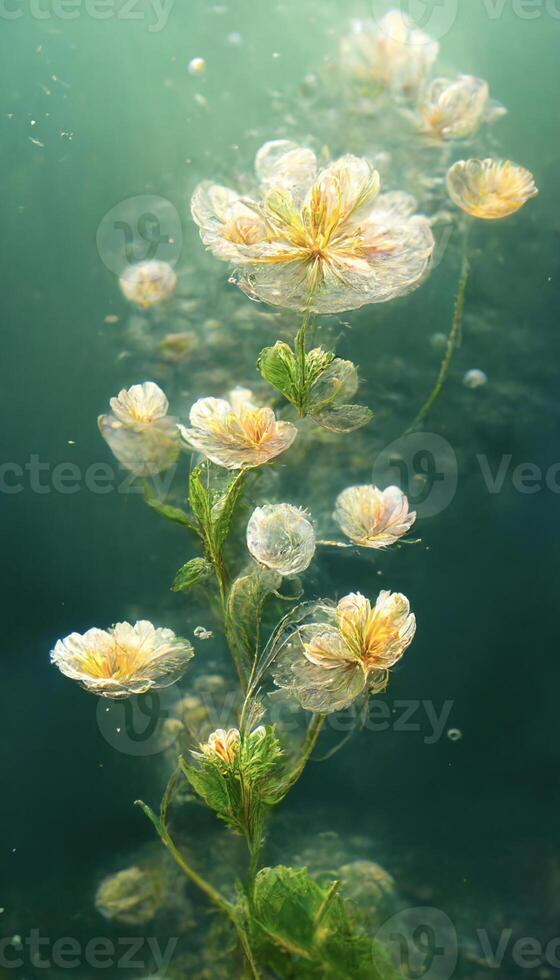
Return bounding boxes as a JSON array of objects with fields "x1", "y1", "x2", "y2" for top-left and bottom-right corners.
[
  {"x1": 136, "y1": 800, "x2": 261, "y2": 979},
  {"x1": 407, "y1": 223, "x2": 471, "y2": 433}
]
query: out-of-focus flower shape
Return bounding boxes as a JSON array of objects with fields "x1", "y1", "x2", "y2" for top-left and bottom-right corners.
[
  {"x1": 50, "y1": 620, "x2": 194, "y2": 699},
  {"x1": 272, "y1": 591, "x2": 415, "y2": 713},
  {"x1": 418, "y1": 75, "x2": 506, "y2": 141},
  {"x1": 446, "y1": 159, "x2": 538, "y2": 220},
  {"x1": 98, "y1": 381, "x2": 180, "y2": 476},
  {"x1": 95, "y1": 866, "x2": 163, "y2": 924},
  {"x1": 340, "y1": 12, "x2": 439, "y2": 96},
  {"x1": 191, "y1": 141, "x2": 434, "y2": 314},
  {"x1": 178, "y1": 387, "x2": 297, "y2": 470},
  {"x1": 119, "y1": 260, "x2": 177, "y2": 308},
  {"x1": 334, "y1": 485, "x2": 416, "y2": 548},
  {"x1": 247, "y1": 503, "x2": 316, "y2": 576}
]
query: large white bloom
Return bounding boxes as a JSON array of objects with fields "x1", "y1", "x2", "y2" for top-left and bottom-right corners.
[
  {"x1": 191, "y1": 141, "x2": 434, "y2": 314},
  {"x1": 51, "y1": 620, "x2": 194, "y2": 699},
  {"x1": 272, "y1": 591, "x2": 416, "y2": 713}
]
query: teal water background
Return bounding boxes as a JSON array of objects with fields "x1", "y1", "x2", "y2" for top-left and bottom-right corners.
[{"x1": 2, "y1": 1, "x2": 560, "y2": 976}]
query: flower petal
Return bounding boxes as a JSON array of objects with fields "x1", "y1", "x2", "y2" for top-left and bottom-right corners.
[{"x1": 255, "y1": 140, "x2": 317, "y2": 199}]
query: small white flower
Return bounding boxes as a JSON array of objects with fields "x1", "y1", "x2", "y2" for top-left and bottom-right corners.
[
  {"x1": 247, "y1": 504, "x2": 316, "y2": 576},
  {"x1": 178, "y1": 389, "x2": 297, "y2": 470},
  {"x1": 334, "y1": 485, "x2": 416, "y2": 548}
]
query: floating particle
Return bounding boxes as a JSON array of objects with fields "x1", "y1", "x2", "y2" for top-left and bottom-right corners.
[
  {"x1": 188, "y1": 57, "x2": 206, "y2": 75},
  {"x1": 10, "y1": 936, "x2": 22, "y2": 951},
  {"x1": 194, "y1": 93, "x2": 208, "y2": 108},
  {"x1": 227, "y1": 32, "x2": 243, "y2": 46},
  {"x1": 272, "y1": 52, "x2": 281, "y2": 59},
  {"x1": 67, "y1": 440, "x2": 75, "y2": 446},
  {"x1": 30, "y1": 119, "x2": 36, "y2": 126},
  {"x1": 463, "y1": 369, "x2": 488, "y2": 390},
  {"x1": 447, "y1": 728, "x2": 462, "y2": 742},
  {"x1": 104, "y1": 314, "x2": 119, "y2": 324},
  {"x1": 194, "y1": 626, "x2": 213, "y2": 640},
  {"x1": 430, "y1": 332, "x2": 447, "y2": 350},
  {"x1": 29, "y1": 137, "x2": 44, "y2": 147}
]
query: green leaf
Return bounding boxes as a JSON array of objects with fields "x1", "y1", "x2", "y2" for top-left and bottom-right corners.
[
  {"x1": 143, "y1": 484, "x2": 196, "y2": 530},
  {"x1": 181, "y1": 759, "x2": 243, "y2": 834},
  {"x1": 307, "y1": 358, "x2": 359, "y2": 413},
  {"x1": 188, "y1": 464, "x2": 211, "y2": 528},
  {"x1": 171, "y1": 557, "x2": 213, "y2": 593},
  {"x1": 212, "y1": 470, "x2": 248, "y2": 549},
  {"x1": 257, "y1": 342, "x2": 298, "y2": 402},
  {"x1": 303, "y1": 347, "x2": 336, "y2": 391},
  {"x1": 249, "y1": 866, "x2": 403, "y2": 980},
  {"x1": 311, "y1": 404, "x2": 373, "y2": 433},
  {"x1": 227, "y1": 566, "x2": 283, "y2": 658},
  {"x1": 181, "y1": 727, "x2": 282, "y2": 835}
]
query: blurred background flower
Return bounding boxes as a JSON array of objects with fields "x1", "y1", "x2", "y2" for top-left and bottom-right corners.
[
  {"x1": 98, "y1": 381, "x2": 180, "y2": 476},
  {"x1": 119, "y1": 260, "x2": 177, "y2": 308}
]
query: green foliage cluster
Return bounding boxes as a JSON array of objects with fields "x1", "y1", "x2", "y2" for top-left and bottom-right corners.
[{"x1": 258, "y1": 337, "x2": 372, "y2": 432}]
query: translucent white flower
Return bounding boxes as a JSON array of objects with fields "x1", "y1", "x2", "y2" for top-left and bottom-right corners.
[
  {"x1": 50, "y1": 620, "x2": 194, "y2": 699},
  {"x1": 418, "y1": 75, "x2": 506, "y2": 141},
  {"x1": 98, "y1": 382, "x2": 180, "y2": 476},
  {"x1": 446, "y1": 159, "x2": 538, "y2": 220},
  {"x1": 191, "y1": 141, "x2": 434, "y2": 314},
  {"x1": 119, "y1": 260, "x2": 177, "y2": 308},
  {"x1": 334, "y1": 485, "x2": 416, "y2": 548},
  {"x1": 340, "y1": 12, "x2": 439, "y2": 96},
  {"x1": 272, "y1": 591, "x2": 416, "y2": 713},
  {"x1": 247, "y1": 504, "x2": 316, "y2": 576},
  {"x1": 178, "y1": 388, "x2": 297, "y2": 470}
]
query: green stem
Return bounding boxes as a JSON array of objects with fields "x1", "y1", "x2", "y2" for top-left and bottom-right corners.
[
  {"x1": 136, "y1": 800, "x2": 232, "y2": 913},
  {"x1": 294, "y1": 307, "x2": 312, "y2": 416},
  {"x1": 407, "y1": 224, "x2": 471, "y2": 433},
  {"x1": 135, "y1": 800, "x2": 261, "y2": 979}
]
